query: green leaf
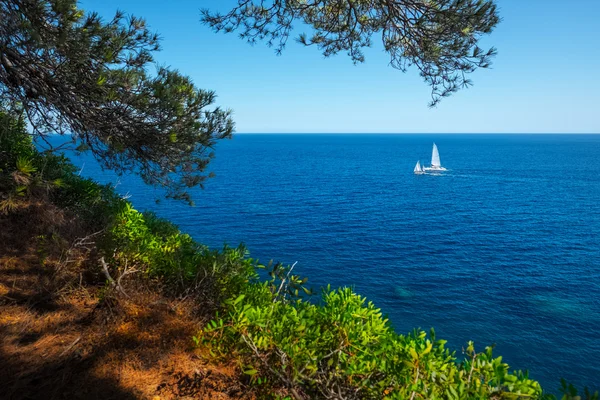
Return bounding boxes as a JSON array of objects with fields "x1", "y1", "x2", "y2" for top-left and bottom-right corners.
[
  {"x1": 421, "y1": 342, "x2": 432, "y2": 355},
  {"x1": 233, "y1": 294, "x2": 245, "y2": 305},
  {"x1": 410, "y1": 348, "x2": 419, "y2": 360}
]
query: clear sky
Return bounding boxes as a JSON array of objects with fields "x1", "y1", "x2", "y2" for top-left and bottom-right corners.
[{"x1": 80, "y1": 0, "x2": 600, "y2": 133}]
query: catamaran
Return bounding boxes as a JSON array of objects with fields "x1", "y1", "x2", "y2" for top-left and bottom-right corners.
[
  {"x1": 423, "y1": 143, "x2": 447, "y2": 171},
  {"x1": 414, "y1": 160, "x2": 425, "y2": 174}
]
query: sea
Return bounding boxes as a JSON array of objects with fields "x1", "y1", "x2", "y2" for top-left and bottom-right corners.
[{"x1": 58, "y1": 134, "x2": 600, "y2": 391}]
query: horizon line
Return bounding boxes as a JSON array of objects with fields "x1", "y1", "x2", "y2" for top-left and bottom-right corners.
[{"x1": 233, "y1": 132, "x2": 600, "y2": 135}]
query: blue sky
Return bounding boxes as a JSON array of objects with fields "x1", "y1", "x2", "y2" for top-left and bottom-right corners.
[{"x1": 81, "y1": 0, "x2": 600, "y2": 133}]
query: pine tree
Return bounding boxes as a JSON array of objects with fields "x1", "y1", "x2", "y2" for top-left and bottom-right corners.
[
  {"x1": 202, "y1": 0, "x2": 500, "y2": 106},
  {"x1": 0, "y1": 0, "x2": 234, "y2": 203}
]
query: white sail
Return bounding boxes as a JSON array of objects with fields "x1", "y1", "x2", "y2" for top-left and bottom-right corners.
[
  {"x1": 414, "y1": 160, "x2": 424, "y2": 174},
  {"x1": 431, "y1": 143, "x2": 441, "y2": 168},
  {"x1": 414, "y1": 161, "x2": 421, "y2": 172}
]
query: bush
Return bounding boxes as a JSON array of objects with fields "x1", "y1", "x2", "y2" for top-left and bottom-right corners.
[
  {"x1": 104, "y1": 202, "x2": 257, "y2": 305},
  {"x1": 0, "y1": 110, "x2": 122, "y2": 227},
  {"x1": 1, "y1": 108, "x2": 256, "y2": 308},
  {"x1": 1, "y1": 112, "x2": 57, "y2": 213},
  {"x1": 200, "y1": 279, "x2": 550, "y2": 399}
]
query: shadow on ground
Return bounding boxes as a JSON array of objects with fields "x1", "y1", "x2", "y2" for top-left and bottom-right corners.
[{"x1": 0, "y1": 250, "x2": 251, "y2": 400}]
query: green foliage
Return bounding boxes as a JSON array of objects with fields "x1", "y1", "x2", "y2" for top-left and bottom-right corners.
[
  {"x1": 0, "y1": 110, "x2": 123, "y2": 224},
  {"x1": 104, "y1": 203, "x2": 257, "y2": 304},
  {"x1": 260, "y1": 260, "x2": 314, "y2": 301},
  {"x1": 0, "y1": 111, "x2": 65, "y2": 212},
  {"x1": 0, "y1": 108, "x2": 254, "y2": 305},
  {"x1": 558, "y1": 379, "x2": 599, "y2": 400},
  {"x1": 202, "y1": 0, "x2": 499, "y2": 106},
  {"x1": 1, "y1": 0, "x2": 234, "y2": 202},
  {"x1": 106, "y1": 202, "x2": 204, "y2": 277},
  {"x1": 0, "y1": 113, "x2": 33, "y2": 170},
  {"x1": 200, "y1": 282, "x2": 553, "y2": 399}
]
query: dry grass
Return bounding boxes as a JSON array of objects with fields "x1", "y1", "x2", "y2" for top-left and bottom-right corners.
[{"x1": 0, "y1": 201, "x2": 256, "y2": 400}]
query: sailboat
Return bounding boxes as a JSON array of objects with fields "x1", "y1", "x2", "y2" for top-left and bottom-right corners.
[
  {"x1": 414, "y1": 160, "x2": 425, "y2": 175},
  {"x1": 423, "y1": 143, "x2": 447, "y2": 171}
]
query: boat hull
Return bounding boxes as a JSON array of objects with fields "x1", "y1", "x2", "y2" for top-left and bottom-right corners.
[{"x1": 423, "y1": 167, "x2": 447, "y2": 171}]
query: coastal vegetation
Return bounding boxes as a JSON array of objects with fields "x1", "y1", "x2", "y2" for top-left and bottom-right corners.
[
  {"x1": 0, "y1": 0, "x2": 233, "y2": 203},
  {"x1": 1, "y1": 110, "x2": 598, "y2": 399},
  {"x1": 1, "y1": 1, "x2": 598, "y2": 398}
]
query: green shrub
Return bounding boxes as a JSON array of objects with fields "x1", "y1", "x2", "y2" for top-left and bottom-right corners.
[
  {"x1": 1, "y1": 112, "x2": 52, "y2": 213},
  {"x1": 1, "y1": 109, "x2": 256, "y2": 306},
  {"x1": 0, "y1": 112, "x2": 35, "y2": 171},
  {"x1": 104, "y1": 202, "x2": 257, "y2": 304},
  {"x1": 200, "y1": 282, "x2": 551, "y2": 399},
  {"x1": 1, "y1": 110, "x2": 122, "y2": 225}
]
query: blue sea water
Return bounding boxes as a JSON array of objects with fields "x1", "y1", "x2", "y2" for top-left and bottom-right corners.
[{"x1": 61, "y1": 134, "x2": 600, "y2": 391}]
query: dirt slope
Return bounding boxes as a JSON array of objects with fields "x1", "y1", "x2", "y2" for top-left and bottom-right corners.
[{"x1": 0, "y1": 251, "x2": 252, "y2": 400}]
